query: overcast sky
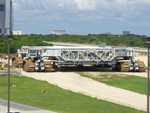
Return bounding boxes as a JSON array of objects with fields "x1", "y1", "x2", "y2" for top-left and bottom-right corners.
[{"x1": 13, "y1": 0, "x2": 150, "y2": 35}]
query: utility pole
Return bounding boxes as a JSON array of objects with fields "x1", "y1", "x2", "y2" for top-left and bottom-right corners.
[
  {"x1": 7, "y1": 0, "x2": 12, "y2": 112},
  {"x1": 145, "y1": 38, "x2": 150, "y2": 113},
  {"x1": 7, "y1": 38, "x2": 11, "y2": 113},
  {"x1": 0, "y1": 0, "x2": 12, "y2": 112},
  {"x1": 4, "y1": 0, "x2": 12, "y2": 112},
  {"x1": 148, "y1": 46, "x2": 150, "y2": 113}
]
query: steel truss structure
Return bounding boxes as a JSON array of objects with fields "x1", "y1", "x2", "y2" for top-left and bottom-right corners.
[{"x1": 18, "y1": 46, "x2": 134, "y2": 67}]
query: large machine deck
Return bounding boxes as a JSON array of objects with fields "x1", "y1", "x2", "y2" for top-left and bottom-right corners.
[{"x1": 14, "y1": 46, "x2": 145, "y2": 72}]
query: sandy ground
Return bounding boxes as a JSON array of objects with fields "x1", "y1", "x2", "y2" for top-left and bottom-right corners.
[
  {"x1": 0, "y1": 99, "x2": 56, "y2": 113},
  {"x1": 21, "y1": 71, "x2": 147, "y2": 112}
]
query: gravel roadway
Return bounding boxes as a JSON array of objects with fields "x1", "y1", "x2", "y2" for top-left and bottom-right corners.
[
  {"x1": 85, "y1": 72, "x2": 147, "y2": 78},
  {"x1": 21, "y1": 71, "x2": 147, "y2": 112}
]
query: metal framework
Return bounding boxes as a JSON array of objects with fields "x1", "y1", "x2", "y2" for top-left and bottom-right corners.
[{"x1": 19, "y1": 46, "x2": 134, "y2": 67}]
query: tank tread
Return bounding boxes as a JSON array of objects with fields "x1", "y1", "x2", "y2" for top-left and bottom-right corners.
[
  {"x1": 44, "y1": 61, "x2": 57, "y2": 72},
  {"x1": 135, "y1": 61, "x2": 146, "y2": 72},
  {"x1": 120, "y1": 62, "x2": 130, "y2": 72},
  {"x1": 23, "y1": 59, "x2": 35, "y2": 72}
]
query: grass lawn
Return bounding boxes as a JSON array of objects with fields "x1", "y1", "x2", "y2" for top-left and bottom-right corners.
[
  {"x1": 80, "y1": 72, "x2": 147, "y2": 95},
  {"x1": 0, "y1": 76, "x2": 145, "y2": 113}
]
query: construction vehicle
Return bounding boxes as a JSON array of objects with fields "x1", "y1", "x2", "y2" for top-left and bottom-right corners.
[
  {"x1": 0, "y1": 56, "x2": 11, "y2": 70},
  {"x1": 12, "y1": 55, "x2": 23, "y2": 68},
  {"x1": 14, "y1": 47, "x2": 57, "y2": 72},
  {"x1": 15, "y1": 46, "x2": 146, "y2": 72},
  {"x1": 0, "y1": 62, "x2": 3, "y2": 70}
]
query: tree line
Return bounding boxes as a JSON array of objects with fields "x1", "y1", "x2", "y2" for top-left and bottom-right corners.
[{"x1": 0, "y1": 34, "x2": 147, "y2": 53}]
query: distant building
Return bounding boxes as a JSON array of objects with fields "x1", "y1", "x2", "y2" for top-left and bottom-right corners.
[
  {"x1": 13, "y1": 30, "x2": 23, "y2": 35},
  {"x1": 51, "y1": 29, "x2": 66, "y2": 35},
  {"x1": 0, "y1": 0, "x2": 12, "y2": 36},
  {"x1": 122, "y1": 31, "x2": 131, "y2": 35},
  {"x1": 104, "y1": 32, "x2": 112, "y2": 35}
]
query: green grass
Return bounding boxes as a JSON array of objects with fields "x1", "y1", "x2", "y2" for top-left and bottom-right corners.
[
  {"x1": 80, "y1": 73, "x2": 147, "y2": 95},
  {"x1": 0, "y1": 76, "x2": 145, "y2": 113}
]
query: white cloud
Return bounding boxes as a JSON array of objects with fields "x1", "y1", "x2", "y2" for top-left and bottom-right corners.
[
  {"x1": 73, "y1": 0, "x2": 97, "y2": 11},
  {"x1": 12, "y1": 0, "x2": 150, "y2": 23},
  {"x1": 13, "y1": 0, "x2": 150, "y2": 12},
  {"x1": 13, "y1": 0, "x2": 150, "y2": 26}
]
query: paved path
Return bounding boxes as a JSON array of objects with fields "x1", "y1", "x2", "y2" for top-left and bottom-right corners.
[
  {"x1": 21, "y1": 71, "x2": 147, "y2": 112},
  {"x1": 0, "y1": 99, "x2": 56, "y2": 113}
]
